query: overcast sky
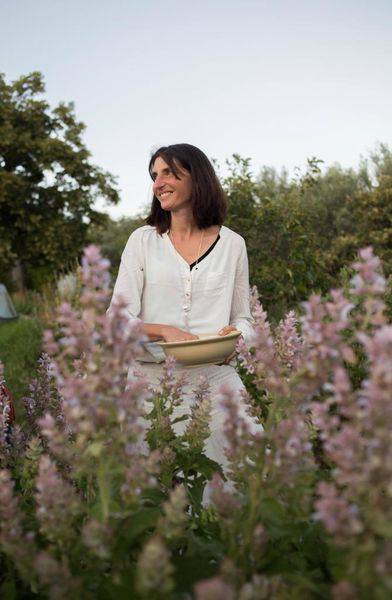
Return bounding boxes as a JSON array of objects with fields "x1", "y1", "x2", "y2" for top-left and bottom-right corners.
[{"x1": 2, "y1": 0, "x2": 391, "y2": 219}]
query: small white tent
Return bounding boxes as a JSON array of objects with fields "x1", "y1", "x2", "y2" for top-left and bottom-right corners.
[{"x1": 0, "y1": 284, "x2": 18, "y2": 321}]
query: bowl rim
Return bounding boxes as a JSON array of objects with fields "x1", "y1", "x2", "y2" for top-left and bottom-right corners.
[{"x1": 157, "y1": 329, "x2": 241, "y2": 348}]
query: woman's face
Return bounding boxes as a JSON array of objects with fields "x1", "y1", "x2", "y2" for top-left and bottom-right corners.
[{"x1": 151, "y1": 156, "x2": 192, "y2": 212}]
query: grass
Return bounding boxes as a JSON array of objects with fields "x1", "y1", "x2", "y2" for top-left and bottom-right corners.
[
  {"x1": 0, "y1": 276, "x2": 79, "y2": 421},
  {"x1": 0, "y1": 316, "x2": 43, "y2": 415}
]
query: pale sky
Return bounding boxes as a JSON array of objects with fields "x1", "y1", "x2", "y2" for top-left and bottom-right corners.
[{"x1": 2, "y1": 0, "x2": 391, "y2": 219}]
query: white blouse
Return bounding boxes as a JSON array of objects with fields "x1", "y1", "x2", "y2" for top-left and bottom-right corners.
[{"x1": 107, "y1": 224, "x2": 255, "y2": 362}]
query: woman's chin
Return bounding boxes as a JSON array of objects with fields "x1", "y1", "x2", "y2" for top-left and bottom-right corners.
[
  {"x1": 159, "y1": 198, "x2": 191, "y2": 213},
  {"x1": 160, "y1": 200, "x2": 177, "y2": 212},
  {"x1": 160, "y1": 203, "x2": 173, "y2": 212}
]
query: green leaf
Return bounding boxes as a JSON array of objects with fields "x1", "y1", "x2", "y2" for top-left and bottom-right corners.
[
  {"x1": 124, "y1": 507, "x2": 161, "y2": 543},
  {"x1": 87, "y1": 441, "x2": 104, "y2": 457},
  {"x1": 0, "y1": 579, "x2": 17, "y2": 600},
  {"x1": 172, "y1": 555, "x2": 219, "y2": 591},
  {"x1": 172, "y1": 414, "x2": 189, "y2": 425}
]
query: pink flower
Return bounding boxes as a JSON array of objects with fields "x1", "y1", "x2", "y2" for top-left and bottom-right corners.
[
  {"x1": 275, "y1": 310, "x2": 303, "y2": 371},
  {"x1": 194, "y1": 575, "x2": 236, "y2": 600},
  {"x1": 209, "y1": 472, "x2": 241, "y2": 519},
  {"x1": 0, "y1": 469, "x2": 38, "y2": 585},
  {"x1": 314, "y1": 482, "x2": 363, "y2": 540}
]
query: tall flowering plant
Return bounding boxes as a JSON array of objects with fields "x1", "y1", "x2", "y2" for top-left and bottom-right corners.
[
  {"x1": 310, "y1": 249, "x2": 392, "y2": 597},
  {"x1": 0, "y1": 245, "x2": 390, "y2": 599},
  {"x1": 199, "y1": 247, "x2": 391, "y2": 598},
  {"x1": 0, "y1": 246, "x2": 212, "y2": 597}
]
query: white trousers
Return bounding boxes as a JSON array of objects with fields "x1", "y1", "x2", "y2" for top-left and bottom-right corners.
[{"x1": 129, "y1": 362, "x2": 261, "y2": 503}]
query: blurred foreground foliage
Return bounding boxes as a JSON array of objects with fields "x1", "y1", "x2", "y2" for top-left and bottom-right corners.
[{"x1": 0, "y1": 246, "x2": 391, "y2": 598}]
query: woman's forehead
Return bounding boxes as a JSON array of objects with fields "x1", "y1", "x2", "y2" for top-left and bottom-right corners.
[
  {"x1": 151, "y1": 155, "x2": 188, "y2": 176},
  {"x1": 152, "y1": 156, "x2": 170, "y2": 171}
]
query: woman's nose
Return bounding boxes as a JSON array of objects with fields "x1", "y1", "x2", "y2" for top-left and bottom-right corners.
[{"x1": 153, "y1": 175, "x2": 163, "y2": 192}]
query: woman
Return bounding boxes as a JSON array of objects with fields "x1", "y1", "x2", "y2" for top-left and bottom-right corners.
[{"x1": 108, "y1": 143, "x2": 260, "y2": 493}]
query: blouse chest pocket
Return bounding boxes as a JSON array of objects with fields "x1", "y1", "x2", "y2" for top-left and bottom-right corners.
[{"x1": 202, "y1": 271, "x2": 227, "y2": 296}]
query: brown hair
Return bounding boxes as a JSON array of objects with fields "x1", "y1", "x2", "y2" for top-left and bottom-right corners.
[{"x1": 145, "y1": 143, "x2": 227, "y2": 234}]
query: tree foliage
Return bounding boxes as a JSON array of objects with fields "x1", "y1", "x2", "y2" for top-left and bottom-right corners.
[
  {"x1": 222, "y1": 146, "x2": 392, "y2": 320},
  {"x1": 327, "y1": 144, "x2": 392, "y2": 279},
  {"x1": 0, "y1": 72, "x2": 119, "y2": 288},
  {"x1": 223, "y1": 155, "x2": 327, "y2": 320},
  {"x1": 76, "y1": 140, "x2": 392, "y2": 323}
]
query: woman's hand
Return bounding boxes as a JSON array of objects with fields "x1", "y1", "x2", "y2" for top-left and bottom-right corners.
[
  {"x1": 218, "y1": 326, "x2": 241, "y2": 364},
  {"x1": 218, "y1": 325, "x2": 238, "y2": 337},
  {"x1": 161, "y1": 325, "x2": 199, "y2": 343}
]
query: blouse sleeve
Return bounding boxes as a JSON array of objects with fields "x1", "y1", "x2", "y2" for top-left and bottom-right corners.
[
  {"x1": 107, "y1": 229, "x2": 144, "y2": 324},
  {"x1": 229, "y1": 239, "x2": 255, "y2": 346}
]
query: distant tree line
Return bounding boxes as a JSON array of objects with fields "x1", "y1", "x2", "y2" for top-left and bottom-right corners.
[
  {"x1": 1, "y1": 72, "x2": 391, "y2": 320},
  {"x1": 224, "y1": 147, "x2": 392, "y2": 319},
  {"x1": 90, "y1": 146, "x2": 392, "y2": 320}
]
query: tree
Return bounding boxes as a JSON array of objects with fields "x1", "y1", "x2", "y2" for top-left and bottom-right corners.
[
  {"x1": 325, "y1": 145, "x2": 392, "y2": 279},
  {"x1": 223, "y1": 148, "x2": 392, "y2": 321},
  {"x1": 0, "y1": 72, "x2": 119, "y2": 289},
  {"x1": 223, "y1": 155, "x2": 326, "y2": 321}
]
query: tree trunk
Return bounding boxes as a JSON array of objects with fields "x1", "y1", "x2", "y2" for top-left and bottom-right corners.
[{"x1": 11, "y1": 259, "x2": 26, "y2": 292}]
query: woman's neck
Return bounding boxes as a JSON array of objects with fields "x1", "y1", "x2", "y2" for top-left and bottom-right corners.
[{"x1": 169, "y1": 211, "x2": 200, "y2": 241}]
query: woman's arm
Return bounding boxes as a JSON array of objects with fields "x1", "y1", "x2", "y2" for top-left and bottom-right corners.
[
  {"x1": 107, "y1": 230, "x2": 144, "y2": 325},
  {"x1": 107, "y1": 230, "x2": 198, "y2": 343},
  {"x1": 142, "y1": 323, "x2": 198, "y2": 342},
  {"x1": 229, "y1": 239, "x2": 255, "y2": 345}
]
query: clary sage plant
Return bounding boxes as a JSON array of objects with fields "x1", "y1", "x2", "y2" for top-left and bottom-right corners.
[{"x1": 0, "y1": 245, "x2": 391, "y2": 599}]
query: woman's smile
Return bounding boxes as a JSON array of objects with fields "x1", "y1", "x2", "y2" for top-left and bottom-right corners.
[
  {"x1": 159, "y1": 191, "x2": 173, "y2": 199},
  {"x1": 152, "y1": 156, "x2": 192, "y2": 209}
]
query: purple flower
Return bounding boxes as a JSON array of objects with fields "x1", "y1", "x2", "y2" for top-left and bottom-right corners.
[
  {"x1": 275, "y1": 310, "x2": 303, "y2": 371},
  {"x1": 209, "y1": 472, "x2": 241, "y2": 519},
  {"x1": 35, "y1": 455, "x2": 81, "y2": 544},
  {"x1": 184, "y1": 376, "x2": 212, "y2": 452},
  {"x1": 0, "y1": 469, "x2": 38, "y2": 585},
  {"x1": 136, "y1": 536, "x2": 174, "y2": 595},
  {"x1": 314, "y1": 482, "x2": 363, "y2": 540}
]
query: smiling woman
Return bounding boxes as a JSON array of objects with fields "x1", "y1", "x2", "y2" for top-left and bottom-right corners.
[
  {"x1": 107, "y1": 143, "x2": 261, "y2": 502},
  {"x1": 147, "y1": 143, "x2": 227, "y2": 234},
  {"x1": 150, "y1": 156, "x2": 193, "y2": 214}
]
